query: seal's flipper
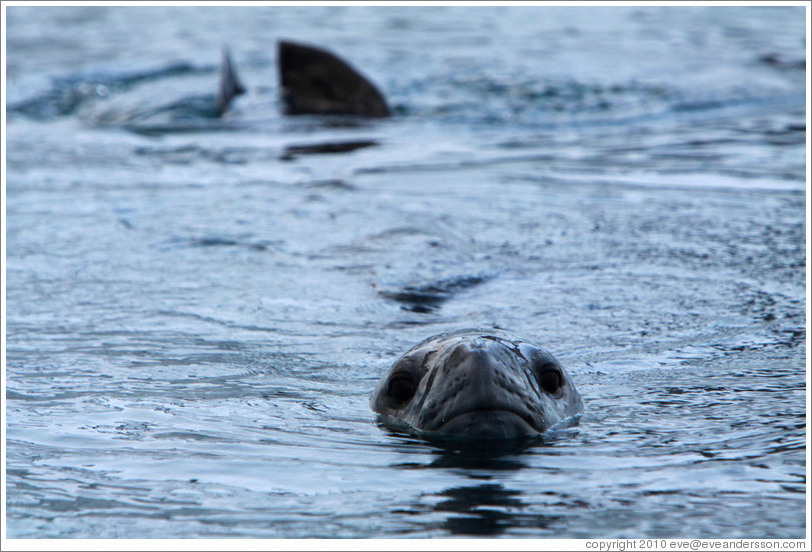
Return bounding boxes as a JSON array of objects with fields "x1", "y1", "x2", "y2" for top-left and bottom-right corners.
[
  {"x1": 217, "y1": 47, "x2": 246, "y2": 116},
  {"x1": 278, "y1": 40, "x2": 390, "y2": 118}
]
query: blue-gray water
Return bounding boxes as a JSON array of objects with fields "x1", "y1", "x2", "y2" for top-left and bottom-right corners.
[{"x1": 4, "y1": 6, "x2": 807, "y2": 539}]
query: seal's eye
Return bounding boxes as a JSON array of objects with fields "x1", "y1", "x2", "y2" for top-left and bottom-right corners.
[
  {"x1": 387, "y1": 373, "x2": 417, "y2": 407},
  {"x1": 536, "y1": 369, "x2": 562, "y2": 396}
]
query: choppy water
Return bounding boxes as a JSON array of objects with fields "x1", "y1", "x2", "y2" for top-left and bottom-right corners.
[{"x1": 4, "y1": 5, "x2": 807, "y2": 539}]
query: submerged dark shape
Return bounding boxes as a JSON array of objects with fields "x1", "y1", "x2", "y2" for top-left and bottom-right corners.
[
  {"x1": 280, "y1": 139, "x2": 379, "y2": 160},
  {"x1": 379, "y1": 274, "x2": 492, "y2": 313},
  {"x1": 278, "y1": 40, "x2": 390, "y2": 117},
  {"x1": 217, "y1": 47, "x2": 246, "y2": 116},
  {"x1": 758, "y1": 53, "x2": 805, "y2": 71},
  {"x1": 371, "y1": 329, "x2": 584, "y2": 440}
]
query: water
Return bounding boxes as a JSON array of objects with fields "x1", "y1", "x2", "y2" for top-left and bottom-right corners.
[{"x1": 4, "y1": 6, "x2": 807, "y2": 539}]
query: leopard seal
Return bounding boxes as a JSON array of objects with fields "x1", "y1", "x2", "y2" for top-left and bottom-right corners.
[{"x1": 371, "y1": 329, "x2": 584, "y2": 440}]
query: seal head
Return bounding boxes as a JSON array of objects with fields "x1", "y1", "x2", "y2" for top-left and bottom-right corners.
[{"x1": 371, "y1": 329, "x2": 584, "y2": 439}]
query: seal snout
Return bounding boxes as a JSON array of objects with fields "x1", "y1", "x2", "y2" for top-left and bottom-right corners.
[{"x1": 429, "y1": 342, "x2": 540, "y2": 437}]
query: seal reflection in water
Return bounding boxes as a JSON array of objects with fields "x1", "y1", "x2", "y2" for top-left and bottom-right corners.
[{"x1": 372, "y1": 329, "x2": 584, "y2": 440}]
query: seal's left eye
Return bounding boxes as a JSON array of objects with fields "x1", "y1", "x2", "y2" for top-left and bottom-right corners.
[{"x1": 387, "y1": 374, "x2": 417, "y2": 407}]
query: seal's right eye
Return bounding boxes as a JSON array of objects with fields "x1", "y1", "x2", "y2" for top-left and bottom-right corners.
[{"x1": 387, "y1": 373, "x2": 417, "y2": 407}]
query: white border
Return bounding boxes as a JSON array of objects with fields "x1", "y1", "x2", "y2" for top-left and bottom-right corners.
[{"x1": 1, "y1": 1, "x2": 810, "y2": 550}]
